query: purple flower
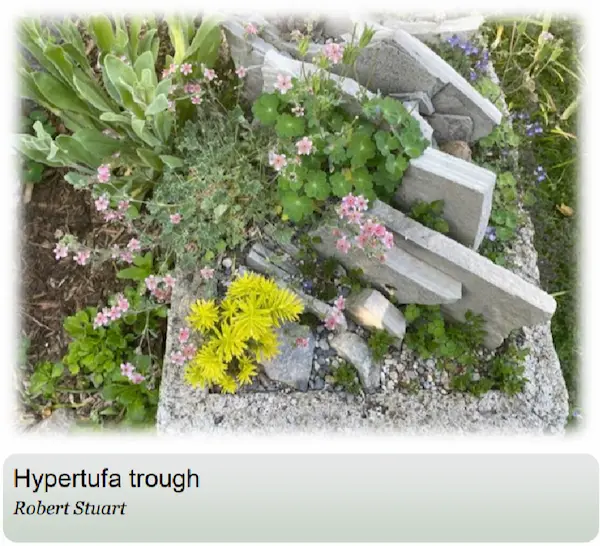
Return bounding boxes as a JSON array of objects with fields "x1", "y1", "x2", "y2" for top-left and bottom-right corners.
[
  {"x1": 446, "y1": 35, "x2": 461, "y2": 47},
  {"x1": 535, "y1": 165, "x2": 547, "y2": 183},
  {"x1": 469, "y1": 69, "x2": 478, "y2": 81},
  {"x1": 526, "y1": 121, "x2": 543, "y2": 137},
  {"x1": 485, "y1": 226, "x2": 497, "y2": 242}
]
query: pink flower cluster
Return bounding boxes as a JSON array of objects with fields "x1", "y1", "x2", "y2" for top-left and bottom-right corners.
[
  {"x1": 245, "y1": 22, "x2": 258, "y2": 36},
  {"x1": 274, "y1": 74, "x2": 293, "y2": 94},
  {"x1": 100, "y1": 199, "x2": 130, "y2": 224},
  {"x1": 170, "y1": 327, "x2": 197, "y2": 366},
  {"x1": 324, "y1": 295, "x2": 345, "y2": 331},
  {"x1": 145, "y1": 274, "x2": 175, "y2": 303},
  {"x1": 161, "y1": 63, "x2": 179, "y2": 79},
  {"x1": 235, "y1": 66, "x2": 247, "y2": 78},
  {"x1": 120, "y1": 362, "x2": 145, "y2": 384},
  {"x1": 323, "y1": 42, "x2": 344, "y2": 64},
  {"x1": 54, "y1": 241, "x2": 92, "y2": 266},
  {"x1": 268, "y1": 152, "x2": 288, "y2": 172},
  {"x1": 295, "y1": 337, "x2": 309, "y2": 348},
  {"x1": 97, "y1": 164, "x2": 111, "y2": 183},
  {"x1": 183, "y1": 82, "x2": 202, "y2": 94},
  {"x1": 295, "y1": 136, "x2": 313, "y2": 156},
  {"x1": 200, "y1": 267, "x2": 215, "y2": 280},
  {"x1": 93, "y1": 293, "x2": 131, "y2": 329},
  {"x1": 334, "y1": 194, "x2": 394, "y2": 261}
]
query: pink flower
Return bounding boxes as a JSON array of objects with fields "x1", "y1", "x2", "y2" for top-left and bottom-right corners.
[
  {"x1": 163, "y1": 274, "x2": 176, "y2": 288},
  {"x1": 382, "y1": 231, "x2": 394, "y2": 249},
  {"x1": 127, "y1": 238, "x2": 141, "y2": 252},
  {"x1": 295, "y1": 136, "x2": 313, "y2": 156},
  {"x1": 97, "y1": 164, "x2": 111, "y2": 183},
  {"x1": 170, "y1": 351, "x2": 186, "y2": 366},
  {"x1": 93, "y1": 312, "x2": 109, "y2": 329},
  {"x1": 169, "y1": 63, "x2": 178, "y2": 74},
  {"x1": 53, "y1": 243, "x2": 69, "y2": 260},
  {"x1": 204, "y1": 68, "x2": 216, "y2": 81},
  {"x1": 336, "y1": 236, "x2": 351, "y2": 254},
  {"x1": 129, "y1": 372, "x2": 145, "y2": 384},
  {"x1": 274, "y1": 74, "x2": 293, "y2": 94},
  {"x1": 102, "y1": 307, "x2": 111, "y2": 320},
  {"x1": 191, "y1": 95, "x2": 202, "y2": 104},
  {"x1": 108, "y1": 306, "x2": 122, "y2": 321},
  {"x1": 170, "y1": 213, "x2": 182, "y2": 224},
  {"x1": 180, "y1": 63, "x2": 193, "y2": 75},
  {"x1": 324, "y1": 309, "x2": 344, "y2": 331},
  {"x1": 342, "y1": 193, "x2": 358, "y2": 209},
  {"x1": 200, "y1": 267, "x2": 214, "y2": 280},
  {"x1": 355, "y1": 233, "x2": 369, "y2": 249},
  {"x1": 182, "y1": 343, "x2": 197, "y2": 360},
  {"x1": 361, "y1": 220, "x2": 377, "y2": 237},
  {"x1": 292, "y1": 104, "x2": 304, "y2": 117},
  {"x1": 162, "y1": 68, "x2": 170, "y2": 79},
  {"x1": 347, "y1": 210, "x2": 363, "y2": 225},
  {"x1": 116, "y1": 294, "x2": 130, "y2": 312},
  {"x1": 103, "y1": 210, "x2": 117, "y2": 222},
  {"x1": 168, "y1": 100, "x2": 175, "y2": 112},
  {"x1": 120, "y1": 362, "x2": 135, "y2": 377},
  {"x1": 235, "y1": 66, "x2": 247, "y2": 78},
  {"x1": 178, "y1": 327, "x2": 190, "y2": 344},
  {"x1": 269, "y1": 153, "x2": 288, "y2": 172},
  {"x1": 74, "y1": 250, "x2": 91, "y2": 266},
  {"x1": 145, "y1": 275, "x2": 159, "y2": 292},
  {"x1": 245, "y1": 23, "x2": 258, "y2": 35},
  {"x1": 120, "y1": 250, "x2": 134, "y2": 264},
  {"x1": 374, "y1": 224, "x2": 387, "y2": 238},
  {"x1": 355, "y1": 195, "x2": 369, "y2": 211},
  {"x1": 295, "y1": 337, "x2": 309, "y2": 348},
  {"x1": 323, "y1": 42, "x2": 344, "y2": 64},
  {"x1": 334, "y1": 295, "x2": 345, "y2": 311},
  {"x1": 118, "y1": 200, "x2": 129, "y2": 212},
  {"x1": 94, "y1": 194, "x2": 109, "y2": 212}
]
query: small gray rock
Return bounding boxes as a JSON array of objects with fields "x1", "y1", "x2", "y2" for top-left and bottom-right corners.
[{"x1": 330, "y1": 332, "x2": 380, "y2": 391}]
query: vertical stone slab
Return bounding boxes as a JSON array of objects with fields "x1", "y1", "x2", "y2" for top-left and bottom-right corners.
[
  {"x1": 368, "y1": 200, "x2": 557, "y2": 348},
  {"x1": 395, "y1": 147, "x2": 495, "y2": 250}
]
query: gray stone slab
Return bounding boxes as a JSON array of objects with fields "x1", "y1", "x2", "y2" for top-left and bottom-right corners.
[
  {"x1": 330, "y1": 332, "x2": 380, "y2": 391},
  {"x1": 310, "y1": 224, "x2": 462, "y2": 305},
  {"x1": 368, "y1": 200, "x2": 557, "y2": 348},
  {"x1": 395, "y1": 147, "x2": 495, "y2": 249},
  {"x1": 263, "y1": 324, "x2": 315, "y2": 391},
  {"x1": 346, "y1": 288, "x2": 406, "y2": 341},
  {"x1": 390, "y1": 91, "x2": 435, "y2": 115},
  {"x1": 27, "y1": 409, "x2": 77, "y2": 435},
  {"x1": 427, "y1": 113, "x2": 474, "y2": 142}
]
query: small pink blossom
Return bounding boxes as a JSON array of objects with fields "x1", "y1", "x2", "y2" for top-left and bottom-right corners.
[
  {"x1": 346, "y1": 210, "x2": 363, "y2": 225},
  {"x1": 74, "y1": 250, "x2": 91, "y2": 266},
  {"x1": 336, "y1": 236, "x2": 351, "y2": 254},
  {"x1": 235, "y1": 66, "x2": 247, "y2": 78},
  {"x1": 178, "y1": 327, "x2": 191, "y2": 344},
  {"x1": 103, "y1": 210, "x2": 117, "y2": 223},
  {"x1": 191, "y1": 95, "x2": 202, "y2": 105},
  {"x1": 127, "y1": 238, "x2": 141, "y2": 252},
  {"x1": 94, "y1": 194, "x2": 109, "y2": 212},
  {"x1": 163, "y1": 274, "x2": 176, "y2": 288},
  {"x1": 200, "y1": 267, "x2": 215, "y2": 280},
  {"x1": 102, "y1": 307, "x2": 111, "y2": 320},
  {"x1": 355, "y1": 195, "x2": 369, "y2": 211},
  {"x1": 182, "y1": 343, "x2": 197, "y2": 360},
  {"x1": 93, "y1": 312, "x2": 109, "y2": 329},
  {"x1": 53, "y1": 243, "x2": 69, "y2": 260},
  {"x1": 382, "y1": 231, "x2": 394, "y2": 249},
  {"x1": 295, "y1": 136, "x2": 313, "y2": 156},
  {"x1": 169, "y1": 63, "x2": 178, "y2": 74},
  {"x1": 295, "y1": 337, "x2": 309, "y2": 348},
  {"x1": 245, "y1": 23, "x2": 258, "y2": 36},
  {"x1": 323, "y1": 42, "x2": 344, "y2": 64},
  {"x1": 120, "y1": 362, "x2": 135, "y2": 377},
  {"x1": 170, "y1": 213, "x2": 182, "y2": 224},
  {"x1": 334, "y1": 295, "x2": 345, "y2": 311},
  {"x1": 204, "y1": 68, "x2": 216, "y2": 81},
  {"x1": 161, "y1": 68, "x2": 170, "y2": 79},
  {"x1": 108, "y1": 306, "x2": 122, "y2": 321},
  {"x1": 97, "y1": 164, "x2": 111, "y2": 183},
  {"x1": 274, "y1": 74, "x2": 293, "y2": 94},
  {"x1": 119, "y1": 250, "x2": 134, "y2": 264},
  {"x1": 342, "y1": 193, "x2": 358, "y2": 209},
  {"x1": 145, "y1": 275, "x2": 160, "y2": 292},
  {"x1": 116, "y1": 294, "x2": 130, "y2": 313},
  {"x1": 269, "y1": 153, "x2": 288, "y2": 172},
  {"x1": 324, "y1": 309, "x2": 344, "y2": 331},
  {"x1": 170, "y1": 351, "x2": 186, "y2": 366},
  {"x1": 118, "y1": 200, "x2": 130, "y2": 212},
  {"x1": 292, "y1": 104, "x2": 305, "y2": 117},
  {"x1": 180, "y1": 63, "x2": 193, "y2": 75},
  {"x1": 129, "y1": 372, "x2": 145, "y2": 384},
  {"x1": 355, "y1": 233, "x2": 369, "y2": 249}
]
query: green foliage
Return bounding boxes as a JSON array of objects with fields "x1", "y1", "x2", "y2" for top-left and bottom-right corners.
[
  {"x1": 333, "y1": 361, "x2": 361, "y2": 395},
  {"x1": 144, "y1": 104, "x2": 276, "y2": 270},
  {"x1": 17, "y1": 16, "x2": 223, "y2": 188},
  {"x1": 29, "y1": 361, "x2": 64, "y2": 397},
  {"x1": 408, "y1": 200, "x2": 450, "y2": 233},
  {"x1": 252, "y1": 61, "x2": 428, "y2": 223},
  {"x1": 19, "y1": 108, "x2": 54, "y2": 184},
  {"x1": 59, "y1": 288, "x2": 167, "y2": 425},
  {"x1": 403, "y1": 304, "x2": 527, "y2": 396},
  {"x1": 367, "y1": 329, "x2": 396, "y2": 361}
]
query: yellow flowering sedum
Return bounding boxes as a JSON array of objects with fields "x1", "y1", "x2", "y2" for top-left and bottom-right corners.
[{"x1": 185, "y1": 272, "x2": 303, "y2": 393}]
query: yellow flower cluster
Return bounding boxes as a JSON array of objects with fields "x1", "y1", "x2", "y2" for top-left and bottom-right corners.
[{"x1": 184, "y1": 272, "x2": 304, "y2": 393}]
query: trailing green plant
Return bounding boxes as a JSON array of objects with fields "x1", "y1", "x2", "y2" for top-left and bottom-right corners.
[
  {"x1": 17, "y1": 15, "x2": 223, "y2": 192},
  {"x1": 58, "y1": 287, "x2": 167, "y2": 424},
  {"x1": 141, "y1": 102, "x2": 276, "y2": 270},
  {"x1": 403, "y1": 304, "x2": 528, "y2": 396},
  {"x1": 408, "y1": 199, "x2": 450, "y2": 234},
  {"x1": 367, "y1": 329, "x2": 396, "y2": 361},
  {"x1": 19, "y1": 108, "x2": 55, "y2": 185},
  {"x1": 251, "y1": 36, "x2": 428, "y2": 223},
  {"x1": 333, "y1": 361, "x2": 361, "y2": 395},
  {"x1": 28, "y1": 361, "x2": 65, "y2": 398}
]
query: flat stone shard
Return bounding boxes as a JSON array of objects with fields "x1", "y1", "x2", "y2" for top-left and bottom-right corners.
[
  {"x1": 395, "y1": 147, "x2": 495, "y2": 249},
  {"x1": 311, "y1": 224, "x2": 462, "y2": 305},
  {"x1": 262, "y1": 324, "x2": 315, "y2": 391},
  {"x1": 28, "y1": 408, "x2": 77, "y2": 435},
  {"x1": 427, "y1": 113, "x2": 474, "y2": 142},
  {"x1": 368, "y1": 200, "x2": 557, "y2": 348},
  {"x1": 346, "y1": 288, "x2": 407, "y2": 341},
  {"x1": 330, "y1": 332, "x2": 380, "y2": 391}
]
